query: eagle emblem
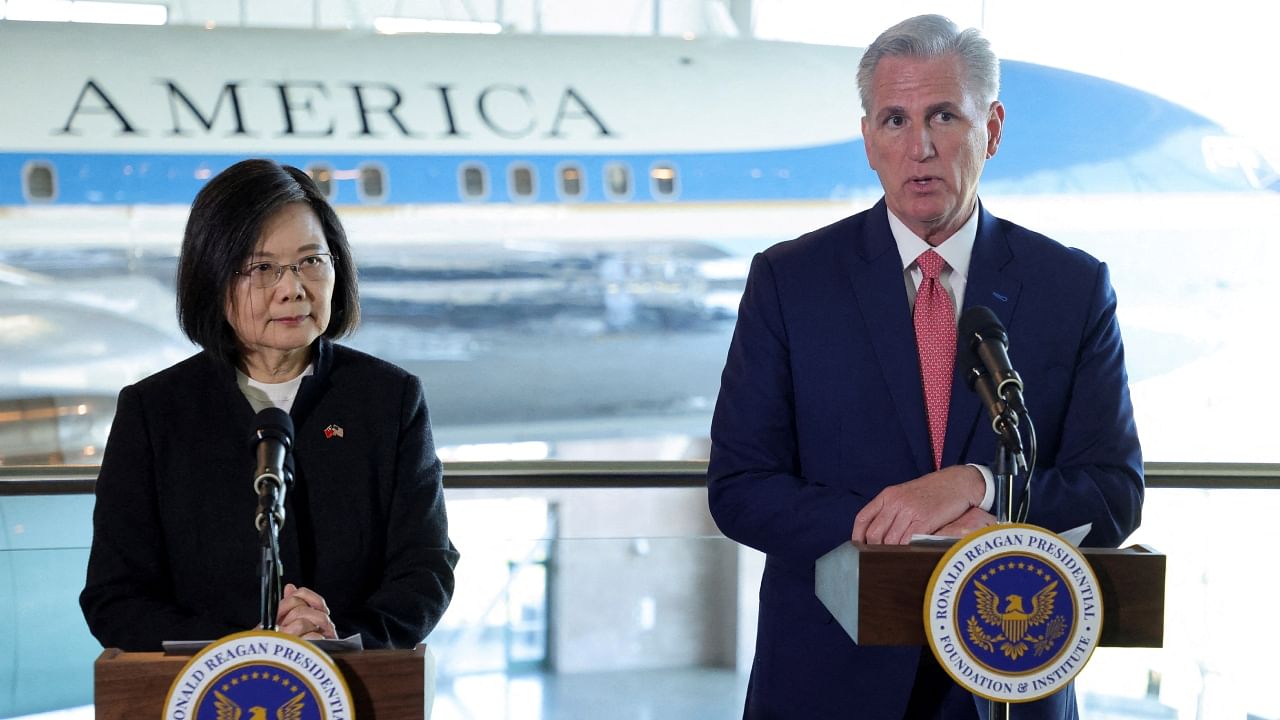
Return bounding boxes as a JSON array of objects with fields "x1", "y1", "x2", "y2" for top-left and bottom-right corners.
[
  {"x1": 214, "y1": 688, "x2": 307, "y2": 720},
  {"x1": 966, "y1": 578, "x2": 1066, "y2": 660}
]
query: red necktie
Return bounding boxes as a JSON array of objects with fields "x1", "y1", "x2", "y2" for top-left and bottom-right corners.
[{"x1": 914, "y1": 249, "x2": 955, "y2": 470}]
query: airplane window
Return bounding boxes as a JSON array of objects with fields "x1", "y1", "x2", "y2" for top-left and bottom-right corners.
[
  {"x1": 604, "y1": 163, "x2": 631, "y2": 199},
  {"x1": 460, "y1": 164, "x2": 488, "y2": 200},
  {"x1": 558, "y1": 164, "x2": 584, "y2": 199},
  {"x1": 650, "y1": 163, "x2": 678, "y2": 198},
  {"x1": 359, "y1": 164, "x2": 387, "y2": 202},
  {"x1": 306, "y1": 164, "x2": 335, "y2": 200},
  {"x1": 510, "y1": 164, "x2": 536, "y2": 200},
  {"x1": 23, "y1": 162, "x2": 56, "y2": 201}
]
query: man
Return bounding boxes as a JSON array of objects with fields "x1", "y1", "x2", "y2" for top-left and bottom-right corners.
[{"x1": 707, "y1": 14, "x2": 1142, "y2": 720}]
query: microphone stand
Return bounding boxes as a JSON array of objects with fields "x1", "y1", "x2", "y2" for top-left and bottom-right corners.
[
  {"x1": 967, "y1": 366, "x2": 1027, "y2": 525},
  {"x1": 989, "y1": 405, "x2": 1025, "y2": 720},
  {"x1": 255, "y1": 469, "x2": 287, "y2": 631},
  {"x1": 992, "y1": 407, "x2": 1024, "y2": 525},
  {"x1": 960, "y1": 310, "x2": 1040, "y2": 719}
]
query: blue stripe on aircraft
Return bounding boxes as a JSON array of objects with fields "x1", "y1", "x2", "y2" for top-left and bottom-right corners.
[
  {"x1": 0, "y1": 144, "x2": 879, "y2": 207},
  {"x1": 988, "y1": 63, "x2": 1257, "y2": 194}
]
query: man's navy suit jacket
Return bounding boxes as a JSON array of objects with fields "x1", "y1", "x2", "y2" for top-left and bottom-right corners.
[{"x1": 708, "y1": 199, "x2": 1143, "y2": 719}]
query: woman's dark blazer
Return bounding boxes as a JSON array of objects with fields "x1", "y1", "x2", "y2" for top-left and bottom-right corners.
[{"x1": 81, "y1": 338, "x2": 458, "y2": 651}]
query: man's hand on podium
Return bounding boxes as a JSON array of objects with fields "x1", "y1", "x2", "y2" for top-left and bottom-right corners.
[
  {"x1": 851, "y1": 465, "x2": 987, "y2": 545},
  {"x1": 933, "y1": 507, "x2": 996, "y2": 538},
  {"x1": 276, "y1": 583, "x2": 339, "y2": 640}
]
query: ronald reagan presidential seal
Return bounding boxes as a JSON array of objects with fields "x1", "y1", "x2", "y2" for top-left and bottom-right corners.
[
  {"x1": 924, "y1": 523, "x2": 1103, "y2": 702},
  {"x1": 163, "y1": 630, "x2": 354, "y2": 720}
]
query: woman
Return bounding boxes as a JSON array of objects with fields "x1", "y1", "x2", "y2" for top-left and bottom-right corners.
[{"x1": 80, "y1": 159, "x2": 457, "y2": 650}]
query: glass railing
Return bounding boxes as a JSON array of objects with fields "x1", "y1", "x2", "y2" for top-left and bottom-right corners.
[
  {"x1": 2, "y1": 464, "x2": 1278, "y2": 719},
  {"x1": 1077, "y1": 487, "x2": 1280, "y2": 720},
  {"x1": 0, "y1": 493, "x2": 99, "y2": 719}
]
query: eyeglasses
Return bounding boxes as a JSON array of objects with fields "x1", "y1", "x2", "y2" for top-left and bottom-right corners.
[{"x1": 236, "y1": 253, "x2": 337, "y2": 289}]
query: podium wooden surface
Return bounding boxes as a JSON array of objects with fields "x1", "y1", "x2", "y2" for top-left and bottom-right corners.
[
  {"x1": 94, "y1": 644, "x2": 433, "y2": 720},
  {"x1": 816, "y1": 542, "x2": 1165, "y2": 647}
]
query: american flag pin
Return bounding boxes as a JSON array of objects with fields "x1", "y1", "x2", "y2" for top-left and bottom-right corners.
[{"x1": 324, "y1": 424, "x2": 344, "y2": 439}]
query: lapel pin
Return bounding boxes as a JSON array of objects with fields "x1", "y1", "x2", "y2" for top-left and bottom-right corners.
[
  {"x1": 324, "y1": 424, "x2": 344, "y2": 439},
  {"x1": 991, "y1": 291, "x2": 1008, "y2": 302}
]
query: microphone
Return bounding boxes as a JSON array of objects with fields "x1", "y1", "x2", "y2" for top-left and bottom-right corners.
[
  {"x1": 959, "y1": 306, "x2": 1039, "y2": 523},
  {"x1": 959, "y1": 306, "x2": 1025, "y2": 413},
  {"x1": 250, "y1": 407, "x2": 294, "y2": 631},
  {"x1": 251, "y1": 407, "x2": 294, "y2": 533},
  {"x1": 959, "y1": 306, "x2": 1027, "y2": 469}
]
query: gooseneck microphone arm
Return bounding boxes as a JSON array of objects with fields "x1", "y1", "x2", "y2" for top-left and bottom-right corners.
[
  {"x1": 964, "y1": 364, "x2": 1025, "y2": 465},
  {"x1": 959, "y1": 306, "x2": 1037, "y2": 524},
  {"x1": 250, "y1": 407, "x2": 294, "y2": 632}
]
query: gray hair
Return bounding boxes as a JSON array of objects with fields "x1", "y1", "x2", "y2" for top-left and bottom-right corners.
[{"x1": 856, "y1": 14, "x2": 1000, "y2": 114}]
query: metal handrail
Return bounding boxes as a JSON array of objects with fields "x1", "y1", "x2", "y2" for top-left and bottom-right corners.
[{"x1": 1, "y1": 461, "x2": 1278, "y2": 495}]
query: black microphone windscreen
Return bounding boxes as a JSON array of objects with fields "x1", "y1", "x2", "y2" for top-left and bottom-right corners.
[
  {"x1": 958, "y1": 306, "x2": 995, "y2": 374},
  {"x1": 252, "y1": 407, "x2": 294, "y2": 445},
  {"x1": 958, "y1": 305, "x2": 1004, "y2": 344}
]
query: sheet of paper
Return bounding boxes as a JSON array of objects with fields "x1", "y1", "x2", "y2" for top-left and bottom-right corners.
[
  {"x1": 162, "y1": 633, "x2": 364, "y2": 655},
  {"x1": 910, "y1": 522, "x2": 1092, "y2": 547}
]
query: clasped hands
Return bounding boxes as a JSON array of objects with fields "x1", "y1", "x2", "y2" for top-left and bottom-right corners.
[
  {"x1": 851, "y1": 465, "x2": 995, "y2": 545},
  {"x1": 274, "y1": 583, "x2": 338, "y2": 640}
]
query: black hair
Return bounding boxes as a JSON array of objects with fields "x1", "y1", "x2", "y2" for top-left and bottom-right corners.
[{"x1": 175, "y1": 158, "x2": 360, "y2": 365}]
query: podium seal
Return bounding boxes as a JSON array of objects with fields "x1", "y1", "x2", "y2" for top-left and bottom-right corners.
[
  {"x1": 163, "y1": 630, "x2": 355, "y2": 720},
  {"x1": 924, "y1": 523, "x2": 1102, "y2": 702}
]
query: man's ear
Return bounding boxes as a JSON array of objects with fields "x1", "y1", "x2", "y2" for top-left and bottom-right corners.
[
  {"x1": 985, "y1": 101, "x2": 1005, "y2": 159},
  {"x1": 861, "y1": 115, "x2": 875, "y2": 168}
]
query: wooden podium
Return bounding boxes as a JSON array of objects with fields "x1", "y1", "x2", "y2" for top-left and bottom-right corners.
[
  {"x1": 94, "y1": 644, "x2": 435, "y2": 719},
  {"x1": 816, "y1": 542, "x2": 1165, "y2": 647}
]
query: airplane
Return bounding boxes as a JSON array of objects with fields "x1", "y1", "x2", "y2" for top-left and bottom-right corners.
[
  {"x1": 2, "y1": 19, "x2": 1274, "y2": 461},
  {"x1": 1, "y1": 17, "x2": 1277, "y2": 720}
]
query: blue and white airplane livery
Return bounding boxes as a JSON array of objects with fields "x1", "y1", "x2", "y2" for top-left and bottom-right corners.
[{"x1": 0, "y1": 21, "x2": 1268, "y2": 228}]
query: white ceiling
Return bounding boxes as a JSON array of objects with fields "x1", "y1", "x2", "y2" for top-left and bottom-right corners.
[{"x1": 28, "y1": 0, "x2": 747, "y2": 36}]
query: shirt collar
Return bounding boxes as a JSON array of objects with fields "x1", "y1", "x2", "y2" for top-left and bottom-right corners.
[{"x1": 886, "y1": 202, "x2": 980, "y2": 280}]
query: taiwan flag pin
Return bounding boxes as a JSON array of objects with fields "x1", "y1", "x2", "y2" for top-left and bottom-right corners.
[{"x1": 324, "y1": 424, "x2": 344, "y2": 439}]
